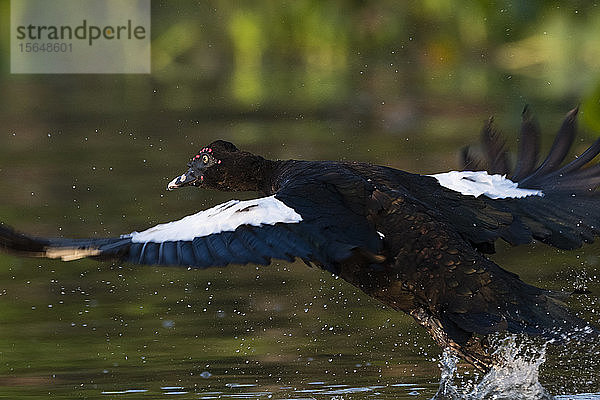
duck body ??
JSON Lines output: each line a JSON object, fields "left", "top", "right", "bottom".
{"left": 1, "top": 109, "right": 599, "bottom": 371}
{"left": 268, "top": 160, "right": 588, "bottom": 370}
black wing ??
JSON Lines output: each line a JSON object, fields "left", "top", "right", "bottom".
{"left": 416, "top": 108, "right": 600, "bottom": 252}
{"left": 0, "top": 170, "right": 383, "bottom": 273}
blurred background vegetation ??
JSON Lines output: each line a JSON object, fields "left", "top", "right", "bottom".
{"left": 1, "top": 1, "right": 600, "bottom": 398}
{"left": 1, "top": 0, "right": 600, "bottom": 130}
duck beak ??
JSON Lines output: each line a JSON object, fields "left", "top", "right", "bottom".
{"left": 167, "top": 169, "right": 201, "bottom": 190}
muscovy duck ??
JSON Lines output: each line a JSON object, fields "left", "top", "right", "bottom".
{"left": 1, "top": 108, "right": 599, "bottom": 371}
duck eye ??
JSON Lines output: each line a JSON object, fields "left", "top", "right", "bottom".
{"left": 202, "top": 155, "right": 210, "bottom": 164}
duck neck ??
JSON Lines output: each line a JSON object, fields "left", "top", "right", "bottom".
{"left": 227, "top": 155, "right": 281, "bottom": 194}
{"left": 251, "top": 157, "right": 280, "bottom": 195}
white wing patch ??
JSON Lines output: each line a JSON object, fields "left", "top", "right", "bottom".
{"left": 429, "top": 171, "right": 544, "bottom": 199}
{"left": 128, "top": 195, "right": 303, "bottom": 243}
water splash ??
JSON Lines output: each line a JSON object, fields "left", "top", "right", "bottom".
{"left": 433, "top": 336, "right": 553, "bottom": 400}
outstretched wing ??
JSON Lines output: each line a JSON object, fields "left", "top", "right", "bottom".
{"left": 423, "top": 108, "right": 600, "bottom": 252}
{"left": 0, "top": 175, "right": 383, "bottom": 273}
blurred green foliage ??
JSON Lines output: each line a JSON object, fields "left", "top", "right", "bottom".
{"left": 1, "top": 0, "right": 600, "bottom": 127}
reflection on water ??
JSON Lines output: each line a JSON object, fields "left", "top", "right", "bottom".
{"left": 96, "top": 379, "right": 600, "bottom": 400}
{"left": 100, "top": 381, "right": 438, "bottom": 399}
{"left": 97, "top": 338, "right": 600, "bottom": 400}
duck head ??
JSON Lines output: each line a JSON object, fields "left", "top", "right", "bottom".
{"left": 167, "top": 140, "right": 273, "bottom": 192}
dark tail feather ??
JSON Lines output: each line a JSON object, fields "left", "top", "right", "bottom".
{"left": 512, "top": 105, "right": 540, "bottom": 181}
{"left": 566, "top": 162, "right": 600, "bottom": 180}
{"left": 519, "top": 108, "right": 579, "bottom": 187}
{"left": 0, "top": 224, "right": 130, "bottom": 262}
{"left": 527, "top": 142, "right": 600, "bottom": 193}
{"left": 545, "top": 137, "right": 600, "bottom": 178}
{"left": 516, "top": 108, "right": 600, "bottom": 194}
{"left": 481, "top": 117, "right": 511, "bottom": 175}
{"left": 468, "top": 107, "right": 600, "bottom": 194}
{"left": 461, "top": 146, "right": 484, "bottom": 171}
